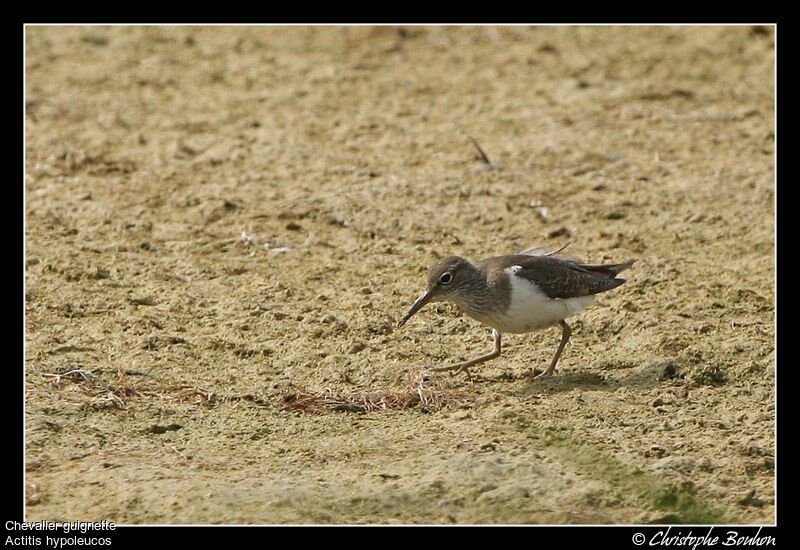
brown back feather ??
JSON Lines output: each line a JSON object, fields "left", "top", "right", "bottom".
{"left": 478, "top": 255, "right": 634, "bottom": 300}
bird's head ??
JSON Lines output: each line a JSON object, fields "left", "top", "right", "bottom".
{"left": 397, "top": 256, "right": 476, "bottom": 326}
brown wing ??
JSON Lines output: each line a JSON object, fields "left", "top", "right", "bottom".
{"left": 480, "top": 255, "right": 633, "bottom": 299}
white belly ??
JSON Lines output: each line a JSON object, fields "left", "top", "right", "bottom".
{"left": 478, "top": 269, "right": 595, "bottom": 334}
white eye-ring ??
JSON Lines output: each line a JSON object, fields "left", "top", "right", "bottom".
{"left": 439, "top": 272, "right": 452, "bottom": 284}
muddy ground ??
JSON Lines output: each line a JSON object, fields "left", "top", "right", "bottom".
{"left": 24, "top": 26, "right": 774, "bottom": 524}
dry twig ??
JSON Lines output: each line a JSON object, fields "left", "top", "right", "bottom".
{"left": 467, "top": 135, "right": 504, "bottom": 170}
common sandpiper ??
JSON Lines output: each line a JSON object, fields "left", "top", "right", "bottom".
{"left": 397, "top": 243, "right": 634, "bottom": 380}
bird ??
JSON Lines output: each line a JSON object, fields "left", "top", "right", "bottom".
{"left": 397, "top": 243, "right": 634, "bottom": 380}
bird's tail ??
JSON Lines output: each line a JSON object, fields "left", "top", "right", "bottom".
{"left": 579, "top": 260, "right": 636, "bottom": 278}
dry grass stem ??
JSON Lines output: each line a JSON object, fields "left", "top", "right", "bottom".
{"left": 279, "top": 381, "right": 489, "bottom": 414}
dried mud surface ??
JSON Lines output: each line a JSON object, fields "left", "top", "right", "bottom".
{"left": 25, "top": 26, "right": 774, "bottom": 524}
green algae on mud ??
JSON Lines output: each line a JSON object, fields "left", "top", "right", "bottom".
{"left": 539, "top": 432, "right": 726, "bottom": 524}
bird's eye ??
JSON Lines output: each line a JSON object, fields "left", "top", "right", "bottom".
{"left": 439, "top": 272, "right": 452, "bottom": 284}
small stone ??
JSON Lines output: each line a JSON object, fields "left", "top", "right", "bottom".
{"left": 146, "top": 424, "right": 181, "bottom": 435}
{"left": 698, "top": 458, "right": 714, "bottom": 472}
{"left": 648, "top": 445, "right": 667, "bottom": 458}
{"left": 130, "top": 295, "right": 156, "bottom": 306}
{"left": 572, "top": 165, "right": 597, "bottom": 176}
{"left": 738, "top": 489, "right": 765, "bottom": 508}
{"left": 348, "top": 341, "right": 367, "bottom": 353}
{"left": 651, "top": 456, "right": 696, "bottom": 474}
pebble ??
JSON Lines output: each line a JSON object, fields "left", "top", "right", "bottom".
{"left": 130, "top": 295, "right": 156, "bottom": 306}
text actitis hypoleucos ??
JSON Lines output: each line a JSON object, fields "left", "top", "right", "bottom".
{"left": 397, "top": 243, "right": 634, "bottom": 380}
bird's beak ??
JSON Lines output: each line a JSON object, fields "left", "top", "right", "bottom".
{"left": 398, "top": 290, "right": 433, "bottom": 327}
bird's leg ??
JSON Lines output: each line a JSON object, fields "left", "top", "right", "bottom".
{"left": 532, "top": 320, "right": 571, "bottom": 379}
{"left": 432, "top": 329, "right": 501, "bottom": 380}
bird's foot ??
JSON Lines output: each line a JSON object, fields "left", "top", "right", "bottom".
{"left": 529, "top": 369, "right": 556, "bottom": 381}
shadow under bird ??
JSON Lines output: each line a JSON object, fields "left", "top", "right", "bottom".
{"left": 397, "top": 243, "right": 634, "bottom": 380}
